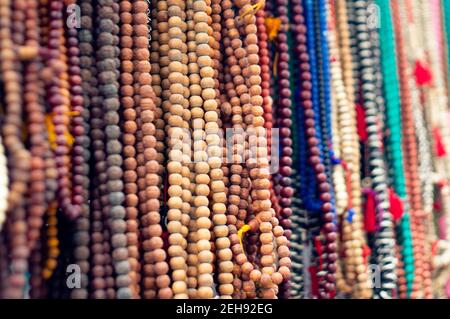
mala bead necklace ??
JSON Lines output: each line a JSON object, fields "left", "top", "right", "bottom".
{"left": 327, "top": 0, "right": 371, "bottom": 299}
{"left": 186, "top": 0, "right": 201, "bottom": 300}
{"left": 256, "top": 7, "right": 272, "bottom": 158}
{"left": 95, "top": 0, "right": 132, "bottom": 299}
{"left": 146, "top": 0, "right": 163, "bottom": 299}
{"left": 350, "top": 0, "right": 397, "bottom": 299}
{"left": 287, "top": 0, "right": 311, "bottom": 299}
{"left": 302, "top": 0, "right": 338, "bottom": 298}
{"left": 38, "top": 0, "right": 59, "bottom": 289}
{"left": 238, "top": 0, "right": 291, "bottom": 299}
{"left": 149, "top": 0, "right": 172, "bottom": 300}
{"left": 196, "top": 0, "right": 235, "bottom": 299}
{"left": 64, "top": 0, "right": 90, "bottom": 299}
{"left": 25, "top": 0, "right": 52, "bottom": 299}
{"left": 273, "top": 0, "right": 294, "bottom": 238}
{"left": 134, "top": 0, "right": 169, "bottom": 300}
{"left": 23, "top": 0, "right": 47, "bottom": 251}
{"left": 209, "top": 0, "right": 235, "bottom": 300}
{"left": 46, "top": 0, "right": 80, "bottom": 221}
{"left": 119, "top": 0, "right": 141, "bottom": 298}
{"left": 190, "top": 0, "right": 222, "bottom": 299}
{"left": 82, "top": 0, "right": 110, "bottom": 299}
{"left": 220, "top": 0, "right": 250, "bottom": 298}
{"left": 133, "top": 0, "right": 172, "bottom": 299}
{"left": 164, "top": 0, "right": 191, "bottom": 299}
{"left": 392, "top": 0, "right": 431, "bottom": 298}
{"left": 0, "top": 0, "right": 31, "bottom": 299}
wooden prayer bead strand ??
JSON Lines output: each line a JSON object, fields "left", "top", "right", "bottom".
{"left": 391, "top": 0, "right": 427, "bottom": 298}
{"left": 147, "top": 1, "right": 168, "bottom": 300}
{"left": 273, "top": 0, "right": 294, "bottom": 244}
{"left": 135, "top": 0, "right": 172, "bottom": 299}
{"left": 66, "top": 20, "right": 86, "bottom": 221}
{"left": 149, "top": 1, "right": 166, "bottom": 177}
{"left": 84, "top": 3, "right": 108, "bottom": 299}
{"left": 79, "top": 0, "right": 109, "bottom": 299}
{"left": 146, "top": 0, "right": 167, "bottom": 299}
{"left": 119, "top": 0, "right": 140, "bottom": 298}
{"left": 0, "top": 0, "right": 31, "bottom": 227}
{"left": 193, "top": 0, "right": 224, "bottom": 299}
{"left": 95, "top": 0, "right": 132, "bottom": 299}
{"left": 184, "top": 0, "right": 200, "bottom": 300}
{"left": 165, "top": 0, "right": 191, "bottom": 299}
{"left": 256, "top": 8, "right": 272, "bottom": 157}
{"left": 208, "top": 0, "right": 234, "bottom": 299}
{"left": 327, "top": 0, "right": 371, "bottom": 299}
{"left": 46, "top": 0, "right": 80, "bottom": 221}
{"left": 63, "top": 2, "right": 91, "bottom": 298}
{"left": 39, "top": 0, "right": 57, "bottom": 207}
{"left": 187, "top": 0, "right": 213, "bottom": 299}
{"left": 11, "top": 0, "right": 25, "bottom": 46}
{"left": 25, "top": 0, "right": 50, "bottom": 298}
{"left": 23, "top": 0, "right": 46, "bottom": 252}
{"left": 219, "top": 0, "right": 249, "bottom": 298}
{"left": 237, "top": 0, "right": 290, "bottom": 299}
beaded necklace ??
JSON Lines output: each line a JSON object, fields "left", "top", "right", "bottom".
{"left": 84, "top": 0, "right": 109, "bottom": 298}
{"left": 163, "top": 0, "right": 191, "bottom": 299}
{"left": 149, "top": 0, "right": 169, "bottom": 299}
{"left": 23, "top": 0, "right": 46, "bottom": 256}
{"left": 288, "top": 0, "right": 336, "bottom": 299}
{"left": 349, "top": 0, "right": 397, "bottom": 299}
{"left": 120, "top": 0, "right": 140, "bottom": 298}
{"left": 273, "top": 0, "right": 294, "bottom": 238}
{"left": 65, "top": 0, "right": 90, "bottom": 299}
{"left": 95, "top": 0, "right": 131, "bottom": 299}
{"left": 392, "top": 0, "right": 431, "bottom": 298}
{"left": 328, "top": 0, "right": 372, "bottom": 299}
{"left": 220, "top": 0, "right": 250, "bottom": 298}
{"left": 209, "top": 0, "right": 234, "bottom": 300}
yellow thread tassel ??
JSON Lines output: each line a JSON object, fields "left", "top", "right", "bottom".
{"left": 45, "top": 114, "right": 57, "bottom": 150}
{"left": 237, "top": 224, "right": 252, "bottom": 253}
{"left": 265, "top": 17, "right": 282, "bottom": 41}
{"left": 45, "top": 112, "right": 79, "bottom": 150}
{"left": 239, "top": 0, "right": 265, "bottom": 20}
